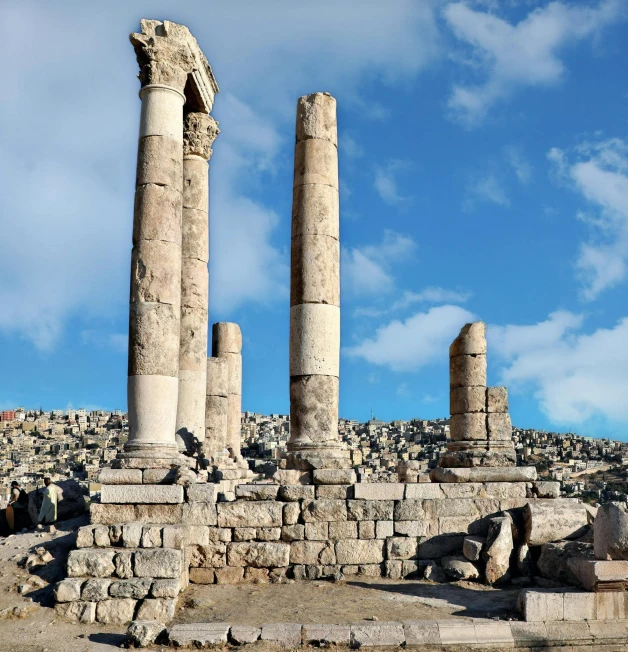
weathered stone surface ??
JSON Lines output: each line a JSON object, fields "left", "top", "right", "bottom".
{"left": 109, "top": 578, "right": 152, "bottom": 599}
{"left": 290, "top": 541, "right": 336, "bottom": 565}
{"left": 128, "top": 621, "right": 166, "bottom": 648}
{"left": 187, "top": 484, "right": 216, "bottom": 503}
{"left": 279, "top": 484, "right": 315, "bottom": 501}
{"left": 54, "top": 578, "right": 84, "bottom": 603}
{"left": 595, "top": 502, "right": 628, "bottom": 560}
{"left": 134, "top": 549, "right": 182, "bottom": 578}
{"left": 96, "top": 598, "right": 137, "bottom": 625}
{"left": 235, "top": 484, "right": 279, "bottom": 501}
{"left": 170, "top": 623, "right": 230, "bottom": 647}
{"left": 463, "top": 536, "right": 484, "bottom": 562}
{"left": 55, "top": 600, "right": 96, "bottom": 624}
{"left": 98, "top": 468, "right": 143, "bottom": 485}
{"left": 450, "top": 386, "right": 486, "bottom": 415}
{"left": 487, "top": 413, "right": 512, "bottom": 441}
{"left": 524, "top": 500, "right": 589, "bottom": 546}
{"left": 230, "top": 625, "right": 261, "bottom": 644}
{"left": 261, "top": 623, "right": 303, "bottom": 648}
{"left": 484, "top": 517, "right": 513, "bottom": 585}
{"left": 386, "top": 537, "right": 419, "bottom": 560}
{"left": 189, "top": 543, "right": 226, "bottom": 568}
{"left": 82, "top": 578, "right": 111, "bottom": 601}
{"left": 302, "top": 499, "right": 347, "bottom": 522}
{"left": 351, "top": 622, "right": 405, "bottom": 647}
{"left": 450, "top": 322, "right": 487, "bottom": 357}
{"left": 442, "top": 555, "right": 479, "bottom": 580}
{"left": 136, "top": 598, "right": 176, "bottom": 622}
{"left": 348, "top": 500, "right": 394, "bottom": 521}
{"left": 486, "top": 386, "right": 508, "bottom": 413}
{"left": 449, "top": 413, "right": 487, "bottom": 441}
{"left": 217, "top": 501, "right": 282, "bottom": 527}
{"left": 227, "top": 542, "right": 290, "bottom": 568}
{"left": 67, "top": 549, "right": 116, "bottom": 578}
{"left": 336, "top": 539, "right": 384, "bottom": 565}
{"left": 450, "top": 354, "right": 487, "bottom": 389}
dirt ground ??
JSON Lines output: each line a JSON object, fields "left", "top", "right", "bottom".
{"left": 0, "top": 517, "right": 520, "bottom": 652}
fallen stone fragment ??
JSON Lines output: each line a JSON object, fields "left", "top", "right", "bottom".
{"left": 127, "top": 620, "right": 166, "bottom": 648}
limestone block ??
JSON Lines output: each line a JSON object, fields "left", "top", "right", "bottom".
{"left": 450, "top": 322, "right": 487, "bottom": 357}
{"left": 290, "top": 234, "right": 340, "bottom": 307}
{"left": 206, "top": 356, "right": 228, "bottom": 397}
{"left": 296, "top": 92, "right": 337, "bottom": 145}
{"left": 316, "top": 484, "right": 353, "bottom": 499}
{"left": 67, "top": 549, "right": 116, "bottom": 578}
{"left": 376, "top": 521, "right": 394, "bottom": 539}
{"left": 347, "top": 500, "right": 394, "bottom": 521}
{"left": 449, "top": 354, "right": 487, "bottom": 389}
{"left": 329, "top": 521, "right": 358, "bottom": 540}
{"left": 128, "top": 302, "right": 180, "bottom": 377}
{"left": 109, "top": 578, "right": 152, "bottom": 599}
{"left": 189, "top": 543, "right": 226, "bottom": 568}
{"left": 136, "top": 598, "right": 176, "bottom": 622}
{"left": 189, "top": 568, "right": 215, "bottom": 584}
{"left": 442, "top": 555, "right": 479, "bottom": 580}
{"left": 449, "top": 413, "right": 488, "bottom": 441}
{"left": 524, "top": 500, "right": 589, "bottom": 546}
{"left": 215, "top": 567, "right": 244, "bottom": 584}
{"left": 303, "top": 624, "right": 350, "bottom": 646}
{"left": 187, "top": 484, "right": 215, "bottom": 503}
{"left": 75, "top": 525, "right": 94, "bottom": 548}
{"left": 487, "top": 413, "right": 512, "bottom": 441}
{"left": 182, "top": 502, "right": 218, "bottom": 526}
{"left": 336, "top": 539, "right": 385, "bottom": 565}
{"left": 302, "top": 499, "right": 347, "bottom": 522}
{"left": 595, "top": 502, "right": 628, "bottom": 560}
{"left": 463, "top": 536, "right": 484, "bottom": 562}
{"left": 291, "top": 184, "right": 339, "bottom": 239}
{"left": 305, "top": 522, "right": 329, "bottom": 540}
{"left": 281, "top": 525, "right": 305, "bottom": 542}
{"left": 257, "top": 527, "right": 281, "bottom": 541}
{"left": 136, "top": 135, "right": 183, "bottom": 188}
{"left": 533, "top": 481, "right": 560, "bottom": 498}
{"left": 279, "top": 485, "right": 315, "bottom": 501}
{"left": 282, "top": 502, "right": 301, "bottom": 526}
{"left": 520, "top": 590, "right": 564, "bottom": 622}
{"left": 151, "top": 578, "right": 181, "bottom": 598}
{"left": 96, "top": 598, "right": 137, "bottom": 625}
{"left": 227, "top": 542, "right": 290, "bottom": 568}
{"left": 212, "top": 322, "right": 242, "bottom": 355}
{"left": 134, "top": 549, "right": 182, "bottom": 578}
{"left": 98, "top": 468, "right": 143, "bottom": 485}
{"left": 450, "top": 386, "right": 486, "bottom": 415}
{"left": 386, "top": 537, "right": 420, "bottom": 560}
{"left": 486, "top": 386, "right": 509, "bottom": 413}
{"left": 55, "top": 601, "right": 96, "bottom": 624}
{"left": 230, "top": 625, "right": 262, "bottom": 645}
{"left": 54, "top": 578, "right": 84, "bottom": 603}
{"left": 170, "top": 623, "right": 230, "bottom": 647}
{"left": 130, "top": 240, "right": 182, "bottom": 306}
{"left": 483, "top": 517, "right": 513, "bottom": 585}
{"left": 403, "top": 622, "right": 441, "bottom": 647}
{"left": 235, "top": 484, "right": 279, "bottom": 501}
{"left": 313, "top": 469, "right": 355, "bottom": 485}
{"left": 353, "top": 483, "right": 404, "bottom": 500}
{"left": 289, "top": 303, "right": 340, "bottom": 376}
{"left": 289, "top": 375, "right": 338, "bottom": 443}
{"left": 350, "top": 622, "right": 405, "bottom": 648}
{"left": 290, "top": 541, "right": 336, "bottom": 565}
{"left": 261, "top": 623, "right": 303, "bottom": 648}
{"left": 217, "top": 501, "right": 282, "bottom": 528}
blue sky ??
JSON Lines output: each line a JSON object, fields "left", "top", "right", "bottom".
{"left": 1, "top": 1, "right": 628, "bottom": 439}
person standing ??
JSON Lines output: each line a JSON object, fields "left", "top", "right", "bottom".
{"left": 37, "top": 477, "right": 58, "bottom": 525}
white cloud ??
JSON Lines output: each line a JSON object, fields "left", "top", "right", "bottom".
{"left": 548, "top": 138, "right": 628, "bottom": 300}
{"left": 490, "top": 311, "right": 628, "bottom": 425}
{"left": 342, "top": 230, "right": 416, "bottom": 297}
{"left": 444, "top": 0, "right": 624, "bottom": 125}
{"left": 344, "top": 305, "right": 475, "bottom": 372}
{"left": 374, "top": 160, "right": 412, "bottom": 206}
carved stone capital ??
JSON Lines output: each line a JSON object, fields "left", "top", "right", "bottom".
{"left": 184, "top": 113, "right": 220, "bottom": 159}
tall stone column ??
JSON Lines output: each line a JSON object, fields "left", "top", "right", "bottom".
{"left": 175, "top": 112, "right": 219, "bottom": 449}
{"left": 287, "top": 92, "right": 348, "bottom": 469}
{"left": 212, "top": 323, "right": 243, "bottom": 459}
{"left": 203, "top": 356, "right": 229, "bottom": 457}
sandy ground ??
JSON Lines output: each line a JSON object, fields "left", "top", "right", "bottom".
{"left": 0, "top": 517, "right": 520, "bottom": 652}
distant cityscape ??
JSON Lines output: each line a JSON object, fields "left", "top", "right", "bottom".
{"left": 2, "top": 406, "right": 628, "bottom": 507}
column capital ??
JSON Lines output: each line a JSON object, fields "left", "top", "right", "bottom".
{"left": 184, "top": 112, "right": 220, "bottom": 160}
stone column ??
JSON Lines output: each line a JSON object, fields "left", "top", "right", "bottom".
{"left": 124, "top": 29, "right": 189, "bottom": 461}
{"left": 203, "top": 356, "right": 229, "bottom": 458}
{"left": 287, "top": 92, "right": 348, "bottom": 469}
{"left": 175, "top": 112, "right": 219, "bottom": 450}
{"left": 212, "top": 323, "right": 242, "bottom": 459}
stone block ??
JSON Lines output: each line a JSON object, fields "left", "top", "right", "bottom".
{"left": 449, "top": 413, "right": 487, "bottom": 441}
{"left": 134, "top": 549, "right": 182, "bottom": 578}
{"left": 54, "top": 578, "right": 84, "bottom": 603}
{"left": 351, "top": 622, "right": 404, "bottom": 647}
{"left": 136, "top": 598, "right": 176, "bottom": 622}
{"left": 376, "top": 521, "right": 394, "bottom": 539}
{"left": 96, "top": 598, "right": 137, "bottom": 625}
{"left": 305, "top": 522, "right": 329, "bottom": 540}
{"left": 359, "top": 521, "right": 375, "bottom": 539}
{"left": 450, "top": 354, "right": 487, "bottom": 389}
{"left": 109, "top": 578, "right": 152, "bottom": 599}
{"left": 227, "top": 542, "right": 290, "bottom": 567}
{"left": 182, "top": 502, "right": 218, "bottom": 525}
{"left": 189, "top": 543, "right": 226, "bottom": 568}
{"left": 403, "top": 621, "right": 440, "bottom": 646}
{"left": 563, "top": 592, "right": 596, "bottom": 621}
{"left": 316, "top": 484, "right": 353, "bottom": 499}
{"left": 235, "top": 484, "right": 279, "bottom": 501}
{"left": 169, "top": 623, "right": 230, "bottom": 647}
{"left": 114, "top": 551, "right": 134, "bottom": 579}
{"left": 81, "top": 578, "right": 111, "bottom": 601}
{"left": 302, "top": 499, "right": 347, "bottom": 522}
{"left": 55, "top": 600, "right": 96, "bottom": 624}
{"left": 67, "top": 549, "right": 116, "bottom": 578}
{"left": 487, "top": 413, "right": 512, "bottom": 441}
{"left": 98, "top": 468, "right": 143, "bottom": 485}
{"left": 261, "top": 623, "right": 303, "bottom": 647}
{"left": 217, "top": 501, "right": 282, "bottom": 527}
{"left": 520, "top": 590, "right": 564, "bottom": 622}
{"left": 151, "top": 578, "right": 181, "bottom": 598}
{"left": 347, "top": 500, "right": 394, "bottom": 521}
{"left": 230, "top": 626, "right": 261, "bottom": 645}
{"left": 282, "top": 502, "right": 300, "bottom": 525}
{"left": 450, "top": 386, "right": 486, "bottom": 415}
{"left": 353, "top": 483, "right": 404, "bottom": 500}
{"left": 290, "top": 541, "right": 336, "bottom": 565}
{"left": 336, "top": 539, "right": 384, "bottom": 565}
{"left": 303, "top": 624, "right": 351, "bottom": 646}
{"left": 189, "top": 568, "right": 215, "bottom": 584}
{"left": 313, "top": 469, "right": 356, "bottom": 485}
{"left": 405, "top": 483, "right": 444, "bottom": 500}
{"left": 486, "top": 386, "right": 508, "bottom": 413}
{"left": 186, "top": 484, "right": 216, "bottom": 503}
{"left": 329, "top": 521, "right": 358, "bottom": 539}
{"left": 279, "top": 484, "right": 315, "bottom": 501}
{"left": 386, "top": 537, "right": 420, "bottom": 560}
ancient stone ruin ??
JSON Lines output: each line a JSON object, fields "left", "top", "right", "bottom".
{"left": 51, "top": 18, "right": 628, "bottom": 645}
